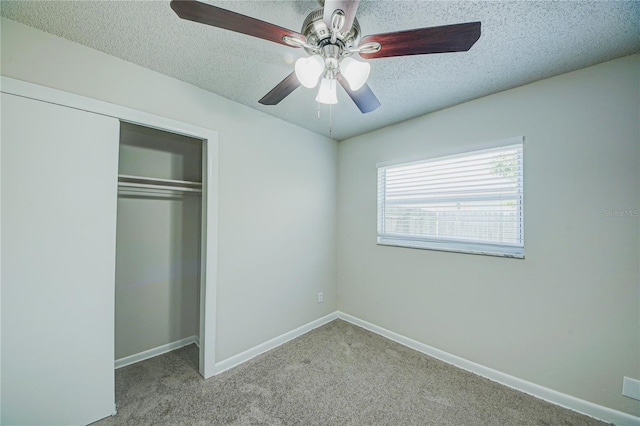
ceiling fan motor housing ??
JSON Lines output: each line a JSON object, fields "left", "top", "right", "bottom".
{"left": 301, "top": 8, "right": 361, "bottom": 56}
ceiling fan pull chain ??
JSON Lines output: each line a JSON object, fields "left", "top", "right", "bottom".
{"left": 329, "top": 102, "right": 333, "bottom": 139}
{"left": 316, "top": 102, "right": 333, "bottom": 138}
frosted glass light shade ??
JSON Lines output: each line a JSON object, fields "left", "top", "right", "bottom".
{"left": 340, "top": 57, "right": 370, "bottom": 91}
{"left": 315, "top": 78, "right": 338, "bottom": 104}
{"left": 294, "top": 55, "right": 325, "bottom": 88}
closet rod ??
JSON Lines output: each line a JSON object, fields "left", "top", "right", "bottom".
{"left": 118, "top": 182, "right": 202, "bottom": 193}
{"left": 118, "top": 174, "right": 202, "bottom": 188}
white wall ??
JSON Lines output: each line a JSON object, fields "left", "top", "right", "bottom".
{"left": 0, "top": 18, "right": 338, "bottom": 363}
{"left": 338, "top": 54, "right": 640, "bottom": 416}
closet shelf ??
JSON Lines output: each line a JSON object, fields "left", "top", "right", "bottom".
{"left": 118, "top": 174, "right": 202, "bottom": 193}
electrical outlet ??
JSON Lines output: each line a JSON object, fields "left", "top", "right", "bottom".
{"left": 622, "top": 377, "right": 640, "bottom": 401}
{"left": 317, "top": 292, "right": 323, "bottom": 303}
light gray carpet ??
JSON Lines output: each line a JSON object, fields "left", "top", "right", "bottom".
{"left": 93, "top": 319, "right": 608, "bottom": 425}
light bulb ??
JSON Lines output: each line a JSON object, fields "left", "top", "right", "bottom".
{"left": 339, "top": 57, "right": 370, "bottom": 91}
{"left": 294, "top": 55, "right": 325, "bottom": 88}
{"left": 315, "top": 78, "right": 338, "bottom": 105}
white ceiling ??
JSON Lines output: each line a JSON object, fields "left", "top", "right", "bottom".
{"left": 2, "top": 0, "right": 639, "bottom": 141}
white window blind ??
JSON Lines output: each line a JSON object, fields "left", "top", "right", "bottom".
{"left": 377, "top": 139, "right": 524, "bottom": 258}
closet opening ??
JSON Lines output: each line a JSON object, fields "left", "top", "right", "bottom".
{"left": 114, "top": 122, "right": 207, "bottom": 377}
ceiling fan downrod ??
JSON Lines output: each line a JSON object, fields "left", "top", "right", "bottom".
{"left": 330, "top": 10, "right": 346, "bottom": 43}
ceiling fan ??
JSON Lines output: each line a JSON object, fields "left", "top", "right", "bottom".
{"left": 170, "top": 0, "right": 481, "bottom": 114}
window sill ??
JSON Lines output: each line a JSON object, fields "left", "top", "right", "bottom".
{"left": 377, "top": 237, "right": 525, "bottom": 259}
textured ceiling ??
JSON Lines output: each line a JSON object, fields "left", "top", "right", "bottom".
{"left": 1, "top": 0, "right": 639, "bottom": 141}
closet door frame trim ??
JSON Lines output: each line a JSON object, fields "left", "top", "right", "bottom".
{"left": 1, "top": 76, "right": 219, "bottom": 379}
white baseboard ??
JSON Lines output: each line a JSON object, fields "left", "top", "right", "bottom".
{"left": 213, "top": 312, "right": 338, "bottom": 375}
{"left": 114, "top": 335, "right": 198, "bottom": 369}
{"left": 337, "top": 312, "right": 640, "bottom": 426}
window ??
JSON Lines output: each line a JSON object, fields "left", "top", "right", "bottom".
{"left": 377, "top": 138, "right": 524, "bottom": 258}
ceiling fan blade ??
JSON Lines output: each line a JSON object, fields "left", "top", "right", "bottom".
{"left": 337, "top": 74, "right": 380, "bottom": 114}
{"left": 359, "top": 22, "right": 481, "bottom": 59}
{"left": 170, "top": 0, "right": 307, "bottom": 47}
{"left": 323, "top": 0, "right": 360, "bottom": 33}
{"left": 259, "top": 72, "right": 301, "bottom": 105}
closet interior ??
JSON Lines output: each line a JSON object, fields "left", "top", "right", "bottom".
{"left": 115, "top": 122, "right": 204, "bottom": 369}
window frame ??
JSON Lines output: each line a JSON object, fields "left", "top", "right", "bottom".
{"left": 376, "top": 137, "right": 525, "bottom": 259}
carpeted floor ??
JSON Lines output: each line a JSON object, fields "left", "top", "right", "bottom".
{"left": 93, "top": 319, "right": 608, "bottom": 425}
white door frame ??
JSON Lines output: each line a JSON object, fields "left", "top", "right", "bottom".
{"left": 0, "top": 76, "right": 219, "bottom": 379}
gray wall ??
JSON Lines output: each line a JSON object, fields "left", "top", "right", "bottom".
{"left": 1, "top": 18, "right": 338, "bottom": 363}
{"left": 337, "top": 54, "right": 640, "bottom": 416}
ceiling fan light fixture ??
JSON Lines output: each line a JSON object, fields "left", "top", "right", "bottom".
{"left": 294, "top": 55, "right": 325, "bottom": 88}
{"left": 169, "top": 0, "right": 481, "bottom": 114}
{"left": 315, "top": 78, "right": 338, "bottom": 104}
{"left": 340, "top": 57, "right": 370, "bottom": 91}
